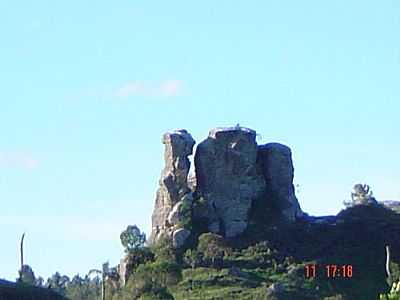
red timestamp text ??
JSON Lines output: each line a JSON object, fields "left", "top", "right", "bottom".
{"left": 304, "top": 264, "right": 353, "bottom": 278}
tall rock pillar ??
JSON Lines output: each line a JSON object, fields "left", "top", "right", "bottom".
{"left": 257, "top": 143, "right": 303, "bottom": 221}
{"left": 149, "top": 129, "right": 195, "bottom": 245}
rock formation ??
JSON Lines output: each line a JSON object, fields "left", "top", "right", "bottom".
{"left": 149, "top": 129, "right": 195, "bottom": 245}
{"left": 118, "top": 256, "right": 129, "bottom": 286}
{"left": 381, "top": 200, "right": 400, "bottom": 213}
{"left": 194, "top": 127, "right": 266, "bottom": 237}
{"left": 257, "top": 143, "right": 303, "bottom": 221}
{"left": 149, "top": 126, "right": 303, "bottom": 245}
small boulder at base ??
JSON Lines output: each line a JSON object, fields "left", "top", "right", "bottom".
{"left": 172, "top": 228, "right": 191, "bottom": 248}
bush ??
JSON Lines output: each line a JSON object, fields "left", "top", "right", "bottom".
{"left": 139, "top": 287, "right": 174, "bottom": 300}
{"left": 198, "top": 233, "right": 226, "bottom": 268}
{"left": 177, "top": 196, "right": 193, "bottom": 231}
{"left": 151, "top": 236, "right": 176, "bottom": 262}
{"left": 126, "top": 247, "right": 155, "bottom": 270}
{"left": 123, "top": 261, "right": 181, "bottom": 299}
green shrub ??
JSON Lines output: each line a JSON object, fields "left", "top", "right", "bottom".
{"left": 126, "top": 247, "right": 155, "bottom": 270}
{"left": 198, "top": 233, "right": 226, "bottom": 267}
{"left": 151, "top": 236, "right": 177, "bottom": 262}
{"left": 123, "top": 260, "right": 181, "bottom": 299}
{"left": 177, "top": 197, "right": 193, "bottom": 230}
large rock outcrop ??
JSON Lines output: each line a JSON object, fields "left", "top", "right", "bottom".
{"left": 149, "top": 129, "right": 195, "bottom": 244}
{"left": 194, "top": 127, "right": 266, "bottom": 237}
{"left": 149, "top": 126, "right": 303, "bottom": 243}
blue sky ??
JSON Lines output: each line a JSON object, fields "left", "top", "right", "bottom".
{"left": 1, "top": 0, "right": 399, "bottom": 281}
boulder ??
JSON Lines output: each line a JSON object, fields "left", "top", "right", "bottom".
{"left": 167, "top": 201, "right": 183, "bottom": 226}
{"left": 265, "top": 282, "right": 286, "bottom": 299}
{"left": 149, "top": 129, "right": 195, "bottom": 244}
{"left": 194, "top": 127, "right": 266, "bottom": 237}
{"left": 257, "top": 143, "right": 303, "bottom": 221}
{"left": 172, "top": 228, "right": 191, "bottom": 248}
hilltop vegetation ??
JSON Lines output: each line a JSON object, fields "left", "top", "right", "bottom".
{"left": 5, "top": 200, "right": 400, "bottom": 300}
{"left": 3, "top": 128, "right": 400, "bottom": 299}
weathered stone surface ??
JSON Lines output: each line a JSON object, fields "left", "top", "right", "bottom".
{"left": 150, "top": 126, "right": 303, "bottom": 242}
{"left": 149, "top": 129, "right": 195, "bottom": 244}
{"left": 187, "top": 172, "right": 197, "bottom": 191}
{"left": 118, "top": 255, "right": 130, "bottom": 286}
{"left": 167, "top": 201, "right": 183, "bottom": 226}
{"left": 194, "top": 127, "right": 266, "bottom": 238}
{"left": 172, "top": 228, "right": 191, "bottom": 248}
{"left": 257, "top": 143, "right": 303, "bottom": 221}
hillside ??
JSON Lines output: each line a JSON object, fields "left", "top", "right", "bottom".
{"left": 5, "top": 127, "right": 400, "bottom": 300}
{"left": 106, "top": 127, "right": 400, "bottom": 300}
{"left": 0, "top": 282, "right": 67, "bottom": 300}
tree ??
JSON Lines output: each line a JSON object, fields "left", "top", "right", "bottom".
{"left": 88, "top": 262, "right": 113, "bottom": 300}
{"left": 343, "top": 183, "right": 378, "bottom": 207}
{"left": 120, "top": 225, "right": 146, "bottom": 253}
{"left": 64, "top": 273, "right": 102, "bottom": 300}
{"left": 18, "top": 264, "right": 36, "bottom": 285}
{"left": 127, "top": 260, "right": 181, "bottom": 298}
{"left": 123, "top": 247, "right": 155, "bottom": 279}
{"left": 35, "top": 276, "right": 45, "bottom": 287}
{"left": 46, "top": 272, "right": 70, "bottom": 295}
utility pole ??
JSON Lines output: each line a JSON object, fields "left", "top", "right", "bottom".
{"left": 102, "top": 272, "right": 106, "bottom": 300}
{"left": 19, "top": 232, "right": 25, "bottom": 282}
{"left": 386, "top": 245, "right": 392, "bottom": 286}
{"left": 89, "top": 262, "right": 109, "bottom": 300}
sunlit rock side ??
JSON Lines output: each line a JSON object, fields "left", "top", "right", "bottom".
{"left": 149, "top": 126, "right": 304, "bottom": 244}
{"left": 149, "top": 129, "right": 195, "bottom": 245}
{"left": 194, "top": 127, "right": 266, "bottom": 238}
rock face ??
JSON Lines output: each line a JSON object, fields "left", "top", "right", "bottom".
{"left": 257, "top": 143, "right": 303, "bottom": 221}
{"left": 118, "top": 256, "right": 129, "bottom": 286}
{"left": 149, "top": 129, "right": 195, "bottom": 244}
{"left": 194, "top": 127, "right": 266, "bottom": 237}
{"left": 172, "top": 228, "right": 191, "bottom": 248}
{"left": 381, "top": 200, "right": 400, "bottom": 214}
{"left": 149, "top": 126, "right": 303, "bottom": 243}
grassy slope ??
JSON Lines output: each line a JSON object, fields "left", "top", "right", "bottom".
{"left": 168, "top": 204, "right": 400, "bottom": 300}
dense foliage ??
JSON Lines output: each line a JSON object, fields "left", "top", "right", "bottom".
{"left": 120, "top": 225, "right": 146, "bottom": 253}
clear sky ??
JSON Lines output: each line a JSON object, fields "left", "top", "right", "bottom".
{"left": 1, "top": 0, "right": 399, "bottom": 281}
